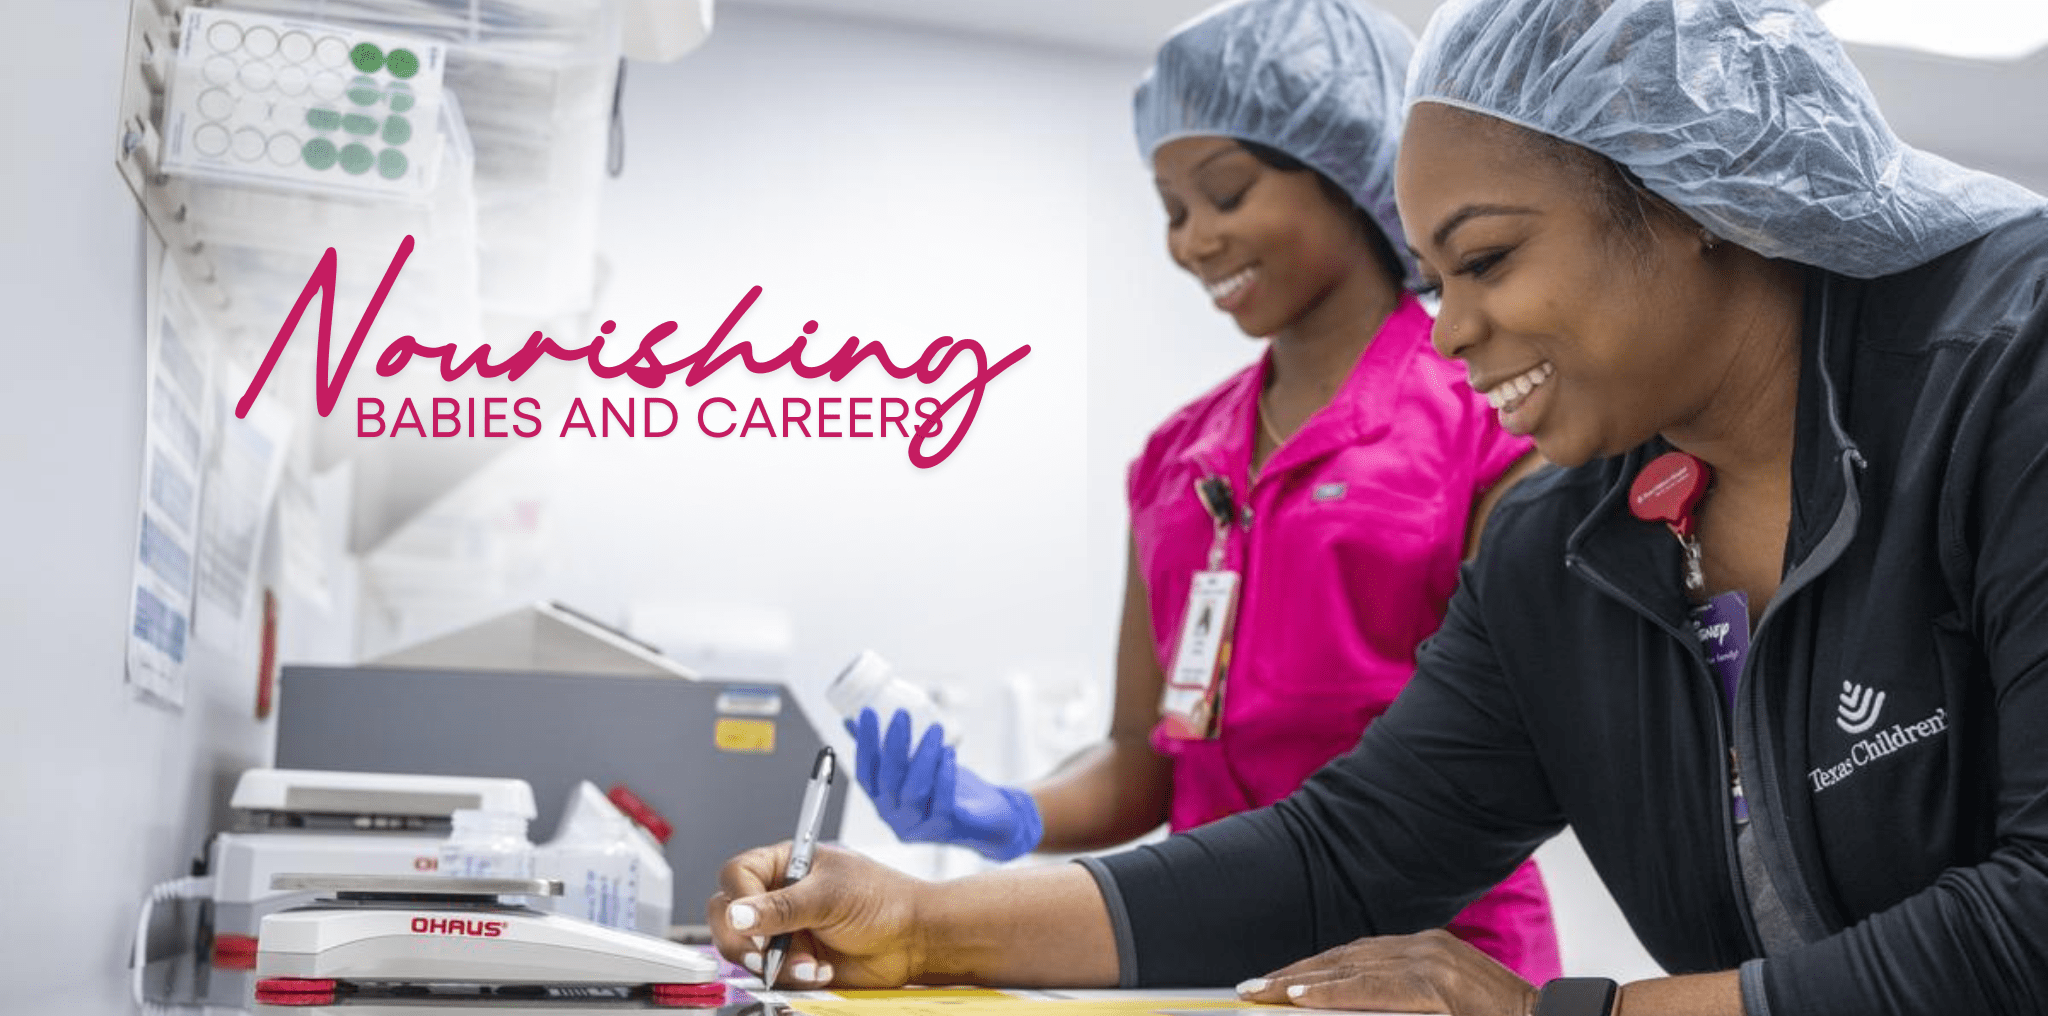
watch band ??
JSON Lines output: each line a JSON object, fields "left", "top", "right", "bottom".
{"left": 1532, "top": 977, "right": 1619, "bottom": 1016}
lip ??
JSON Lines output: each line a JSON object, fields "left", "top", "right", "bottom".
{"left": 1496, "top": 371, "right": 1552, "bottom": 437}
{"left": 1200, "top": 265, "right": 1255, "bottom": 288}
{"left": 1203, "top": 265, "right": 1257, "bottom": 313}
{"left": 1473, "top": 360, "right": 1557, "bottom": 437}
{"left": 1470, "top": 363, "right": 1549, "bottom": 395}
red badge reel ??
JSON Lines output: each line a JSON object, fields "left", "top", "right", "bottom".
{"left": 1629, "top": 451, "right": 1712, "bottom": 595}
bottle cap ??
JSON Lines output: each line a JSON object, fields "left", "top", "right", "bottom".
{"left": 825, "top": 650, "right": 893, "bottom": 717}
{"left": 607, "top": 784, "right": 674, "bottom": 845}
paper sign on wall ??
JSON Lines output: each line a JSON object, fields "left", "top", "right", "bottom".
{"left": 126, "top": 244, "right": 210, "bottom": 707}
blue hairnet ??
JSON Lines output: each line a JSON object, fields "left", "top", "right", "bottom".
{"left": 1407, "top": 0, "right": 2043, "bottom": 279}
{"left": 1134, "top": 0, "right": 1420, "bottom": 287}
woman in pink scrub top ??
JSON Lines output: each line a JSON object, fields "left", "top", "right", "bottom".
{"left": 847, "top": 0, "right": 1559, "bottom": 982}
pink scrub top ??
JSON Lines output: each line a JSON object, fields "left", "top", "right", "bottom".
{"left": 1128, "top": 294, "right": 1560, "bottom": 982}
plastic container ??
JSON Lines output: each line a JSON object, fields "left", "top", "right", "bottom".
{"left": 606, "top": 784, "right": 676, "bottom": 937}
{"left": 825, "top": 650, "right": 957, "bottom": 746}
{"left": 534, "top": 782, "right": 671, "bottom": 936}
{"left": 438, "top": 809, "right": 533, "bottom": 878}
{"left": 543, "top": 815, "right": 636, "bottom": 931}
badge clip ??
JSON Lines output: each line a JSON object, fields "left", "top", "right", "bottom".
{"left": 1629, "top": 450, "right": 1713, "bottom": 596}
{"left": 1193, "top": 476, "right": 1236, "bottom": 572}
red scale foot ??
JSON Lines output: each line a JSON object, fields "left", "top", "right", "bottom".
{"left": 651, "top": 981, "right": 728, "bottom": 1007}
{"left": 253, "top": 989, "right": 337, "bottom": 1006}
{"left": 254, "top": 978, "right": 339, "bottom": 1007}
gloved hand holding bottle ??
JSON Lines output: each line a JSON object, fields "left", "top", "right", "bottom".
{"left": 845, "top": 707, "right": 1043, "bottom": 862}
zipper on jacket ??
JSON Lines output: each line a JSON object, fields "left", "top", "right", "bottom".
{"left": 1565, "top": 554, "right": 1767, "bottom": 958}
{"left": 1729, "top": 748, "right": 1747, "bottom": 824}
{"left": 1720, "top": 447, "right": 1867, "bottom": 946}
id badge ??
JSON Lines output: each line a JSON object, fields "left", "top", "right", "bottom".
{"left": 1160, "top": 569, "right": 1240, "bottom": 740}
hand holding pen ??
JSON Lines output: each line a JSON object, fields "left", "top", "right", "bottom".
{"left": 760, "top": 747, "right": 836, "bottom": 990}
{"left": 710, "top": 744, "right": 941, "bottom": 990}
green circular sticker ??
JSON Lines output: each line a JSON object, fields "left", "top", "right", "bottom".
{"left": 387, "top": 84, "right": 415, "bottom": 113}
{"left": 385, "top": 48, "right": 419, "bottom": 79}
{"left": 342, "top": 113, "right": 378, "bottom": 136}
{"left": 381, "top": 115, "right": 411, "bottom": 145}
{"left": 347, "top": 76, "right": 380, "bottom": 107}
{"left": 378, "top": 148, "right": 409, "bottom": 179}
{"left": 349, "top": 42, "right": 383, "bottom": 73}
{"left": 305, "top": 107, "right": 341, "bottom": 132}
{"left": 302, "top": 138, "right": 338, "bottom": 170}
{"left": 339, "top": 142, "right": 374, "bottom": 175}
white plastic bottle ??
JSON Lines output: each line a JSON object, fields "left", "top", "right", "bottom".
{"left": 825, "top": 649, "right": 958, "bottom": 746}
{"left": 438, "top": 809, "right": 534, "bottom": 878}
{"left": 534, "top": 782, "right": 672, "bottom": 936}
{"left": 561, "top": 815, "right": 638, "bottom": 931}
{"left": 604, "top": 785, "right": 676, "bottom": 937}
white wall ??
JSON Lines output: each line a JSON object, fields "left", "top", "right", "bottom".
{"left": 570, "top": 6, "right": 1252, "bottom": 717}
{"left": 0, "top": 3, "right": 279, "bottom": 1000}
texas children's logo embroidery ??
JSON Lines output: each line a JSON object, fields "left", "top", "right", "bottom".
{"left": 233, "top": 237, "right": 1032, "bottom": 468}
{"left": 1808, "top": 703, "right": 1947, "bottom": 795}
{"left": 1836, "top": 680, "right": 1887, "bottom": 734}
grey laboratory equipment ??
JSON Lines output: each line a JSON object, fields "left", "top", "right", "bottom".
{"left": 273, "top": 602, "right": 846, "bottom": 935}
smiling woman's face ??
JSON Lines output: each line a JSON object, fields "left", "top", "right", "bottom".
{"left": 1153, "top": 136, "right": 1384, "bottom": 338}
{"left": 1395, "top": 103, "right": 1739, "bottom": 468}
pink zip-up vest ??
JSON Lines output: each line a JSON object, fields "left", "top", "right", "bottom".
{"left": 1128, "top": 294, "right": 1560, "bottom": 982}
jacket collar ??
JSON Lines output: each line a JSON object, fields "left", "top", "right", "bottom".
{"left": 1566, "top": 269, "right": 1868, "bottom": 630}
{"left": 1170, "top": 294, "right": 1424, "bottom": 491}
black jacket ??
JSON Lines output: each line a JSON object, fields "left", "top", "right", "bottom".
{"left": 1087, "top": 211, "right": 2048, "bottom": 1016}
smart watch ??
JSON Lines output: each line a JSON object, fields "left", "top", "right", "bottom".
{"left": 1531, "top": 977, "right": 1619, "bottom": 1016}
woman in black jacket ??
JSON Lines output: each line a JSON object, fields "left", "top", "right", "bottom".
{"left": 703, "top": 2, "right": 2048, "bottom": 1014}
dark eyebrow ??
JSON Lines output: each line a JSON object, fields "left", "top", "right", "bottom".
{"left": 1429, "top": 203, "right": 1539, "bottom": 251}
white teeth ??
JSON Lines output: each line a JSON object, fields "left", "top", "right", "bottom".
{"left": 1206, "top": 267, "right": 1254, "bottom": 301}
{"left": 1485, "top": 362, "right": 1553, "bottom": 411}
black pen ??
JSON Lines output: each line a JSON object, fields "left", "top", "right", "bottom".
{"left": 761, "top": 747, "right": 835, "bottom": 991}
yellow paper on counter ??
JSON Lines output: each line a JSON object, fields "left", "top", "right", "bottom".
{"left": 791, "top": 999, "right": 1285, "bottom": 1016}
{"left": 829, "top": 989, "right": 1016, "bottom": 999}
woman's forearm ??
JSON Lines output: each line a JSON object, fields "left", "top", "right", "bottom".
{"left": 1028, "top": 735, "right": 1174, "bottom": 852}
{"left": 1614, "top": 971, "right": 1743, "bottom": 1016}
{"left": 915, "top": 862, "right": 1121, "bottom": 987}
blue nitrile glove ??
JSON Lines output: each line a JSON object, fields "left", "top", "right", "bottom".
{"left": 846, "top": 707, "right": 1043, "bottom": 862}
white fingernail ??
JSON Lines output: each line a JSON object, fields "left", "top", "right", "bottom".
{"left": 817, "top": 963, "right": 835, "bottom": 983}
{"left": 743, "top": 952, "right": 761, "bottom": 972}
{"left": 1287, "top": 984, "right": 1306, "bottom": 1000}
{"left": 752, "top": 936, "right": 765, "bottom": 950}
{"left": 1236, "top": 979, "right": 1268, "bottom": 995}
{"left": 729, "top": 903, "right": 757, "bottom": 930}
{"left": 792, "top": 961, "right": 817, "bottom": 982}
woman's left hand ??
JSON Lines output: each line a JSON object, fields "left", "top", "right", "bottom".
{"left": 1234, "top": 929, "right": 1538, "bottom": 1015}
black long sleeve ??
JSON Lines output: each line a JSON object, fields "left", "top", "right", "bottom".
{"left": 1753, "top": 254, "right": 2048, "bottom": 1016}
